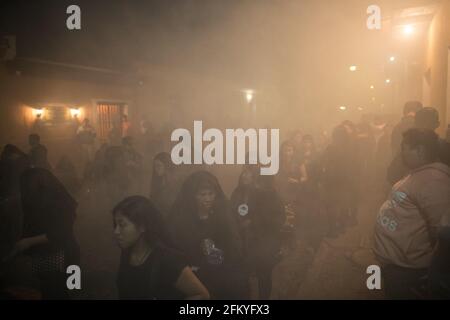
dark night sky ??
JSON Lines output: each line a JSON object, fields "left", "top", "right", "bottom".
{"left": 0, "top": 0, "right": 238, "bottom": 70}
{"left": 0, "top": 0, "right": 432, "bottom": 116}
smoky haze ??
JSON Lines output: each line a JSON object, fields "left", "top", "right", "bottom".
{"left": 1, "top": 0, "right": 429, "bottom": 134}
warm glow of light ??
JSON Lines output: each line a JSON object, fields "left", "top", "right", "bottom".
{"left": 339, "top": 106, "right": 347, "bottom": 111}
{"left": 385, "top": 79, "right": 391, "bottom": 84}
{"left": 243, "top": 90, "right": 254, "bottom": 103}
{"left": 34, "top": 108, "right": 44, "bottom": 117}
{"left": 370, "top": 85, "right": 374, "bottom": 89}
{"left": 389, "top": 56, "right": 396, "bottom": 62}
{"left": 349, "top": 65, "right": 357, "bottom": 72}
{"left": 403, "top": 25, "right": 414, "bottom": 35}
{"left": 358, "top": 107, "right": 364, "bottom": 111}
{"left": 70, "top": 108, "right": 80, "bottom": 117}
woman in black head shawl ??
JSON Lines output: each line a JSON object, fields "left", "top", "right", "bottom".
{"left": 149, "top": 152, "right": 180, "bottom": 217}
{"left": 167, "top": 170, "right": 246, "bottom": 299}
{"left": 230, "top": 165, "right": 285, "bottom": 299}
{"left": 9, "top": 168, "right": 80, "bottom": 299}
{"left": 0, "top": 145, "right": 30, "bottom": 263}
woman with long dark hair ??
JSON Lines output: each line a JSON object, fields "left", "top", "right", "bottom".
{"left": 8, "top": 168, "right": 79, "bottom": 299}
{"left": 149, "top": 152, "right": 180, "bottom": 217}
{"left": 167, "top": 170, "right": 246, "bottom": 299}
{"left": 113, "top": 196, "right": 209, "bottom": 300}
{"left": 230, "top": 165, "right": 285, "bottom": 299}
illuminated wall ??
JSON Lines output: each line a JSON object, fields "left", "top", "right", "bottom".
{"left": 424, "top": 0, "right": 450, "bottom": 135}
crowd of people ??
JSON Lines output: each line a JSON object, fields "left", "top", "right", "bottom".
{"left": 0, "top": 101, "right": 449, "bottom": 300}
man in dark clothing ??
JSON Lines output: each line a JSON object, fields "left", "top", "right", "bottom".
{"left": 28, "top": 134, "right": 51, "bottom": 171}
{"left": 390, "top": 101, "right": 423, "bottom": 157}
{"left": 387, "top": 107, "right": 450, "bottom": 185}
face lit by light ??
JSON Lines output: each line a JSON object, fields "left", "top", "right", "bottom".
{"left": 113, "top": 212, "right": 144, "bottom": 249}
{"left": 196, "top": 188, "right": 216, "bottom": 212}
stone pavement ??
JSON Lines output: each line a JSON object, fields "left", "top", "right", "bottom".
{"left": 270, "top": 187, "right": 387, "bottom": 300}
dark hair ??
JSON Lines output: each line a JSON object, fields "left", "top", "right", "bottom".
{"left": 20, "top": 168, "right": 77, "bottom": 220}
{"left": 1, "top": 144, "right": 27, "bottom": 161}
{"left": 402, "top": 128, "right": 440, "bottom": 162}
{"left": 150, "top": 152, "right": 175, "bottom": 199}
{"left": 170, "top": 170, "right": 227, "bottom": 220}
{"left": 415, "top": 107, "right": 439, "bottom": 130}
{"left": 112, "top": 196, "right": 172, "bottom": 246}
{"left": 403, "top": 101, "right": 423, "bottom": 116}
{"left": 237, "top": 164, "right": 259, "bottom": 188}
{"left": 331, "top": 125, "right": 350, "bottom": 144}
{"left": 153, "top": 152, "right": 174, "bottom": 171}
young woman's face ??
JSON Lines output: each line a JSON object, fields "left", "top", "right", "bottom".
{"left": 113, "top": 212, "right": 144, "bottom": 249}
{"left": 195, "top": 188, "right": 216, "bottom": 211}
{"left": 241, "top": 169, "right": 254, "bottom": 186}
{"left": 154, "top": 159, "right": 166, "bottom": 177}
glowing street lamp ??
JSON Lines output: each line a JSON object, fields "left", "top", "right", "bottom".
{"left": 246, "top": 92, "right": 254, "bottom": 104}
{"left": 242, "top": 89, "right": 255, "bottom": 104}
{"left": 70, "top": 108, "right": 80, "bottom": 118}
{"left": 34, "top": 108, "right": 44, "bottom": 118}
{"left": 403, "top": 25, "right": 414, "bottom": 35}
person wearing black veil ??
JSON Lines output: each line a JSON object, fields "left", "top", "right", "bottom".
{"left": 149, "top": 152, "right": 181, "bottom": 217}
{"left": 230, "top": 164, "right": 285, "bottom": 299}
{"left": 166, "top": 170, "right": 246, "bottom": 299}
{"left": 7, "top": 168, "right": 80, "bottom": 299}
{"left": 0, "top": 145, "right": 30, "bottom": 262}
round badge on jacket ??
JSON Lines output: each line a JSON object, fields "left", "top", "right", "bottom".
{"left": 238, "top": 204, "right": 249, "bottom": 216}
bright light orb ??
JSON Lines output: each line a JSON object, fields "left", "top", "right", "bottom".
{"left": 403, "top": 25, "right": 414, "bottom": 35}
